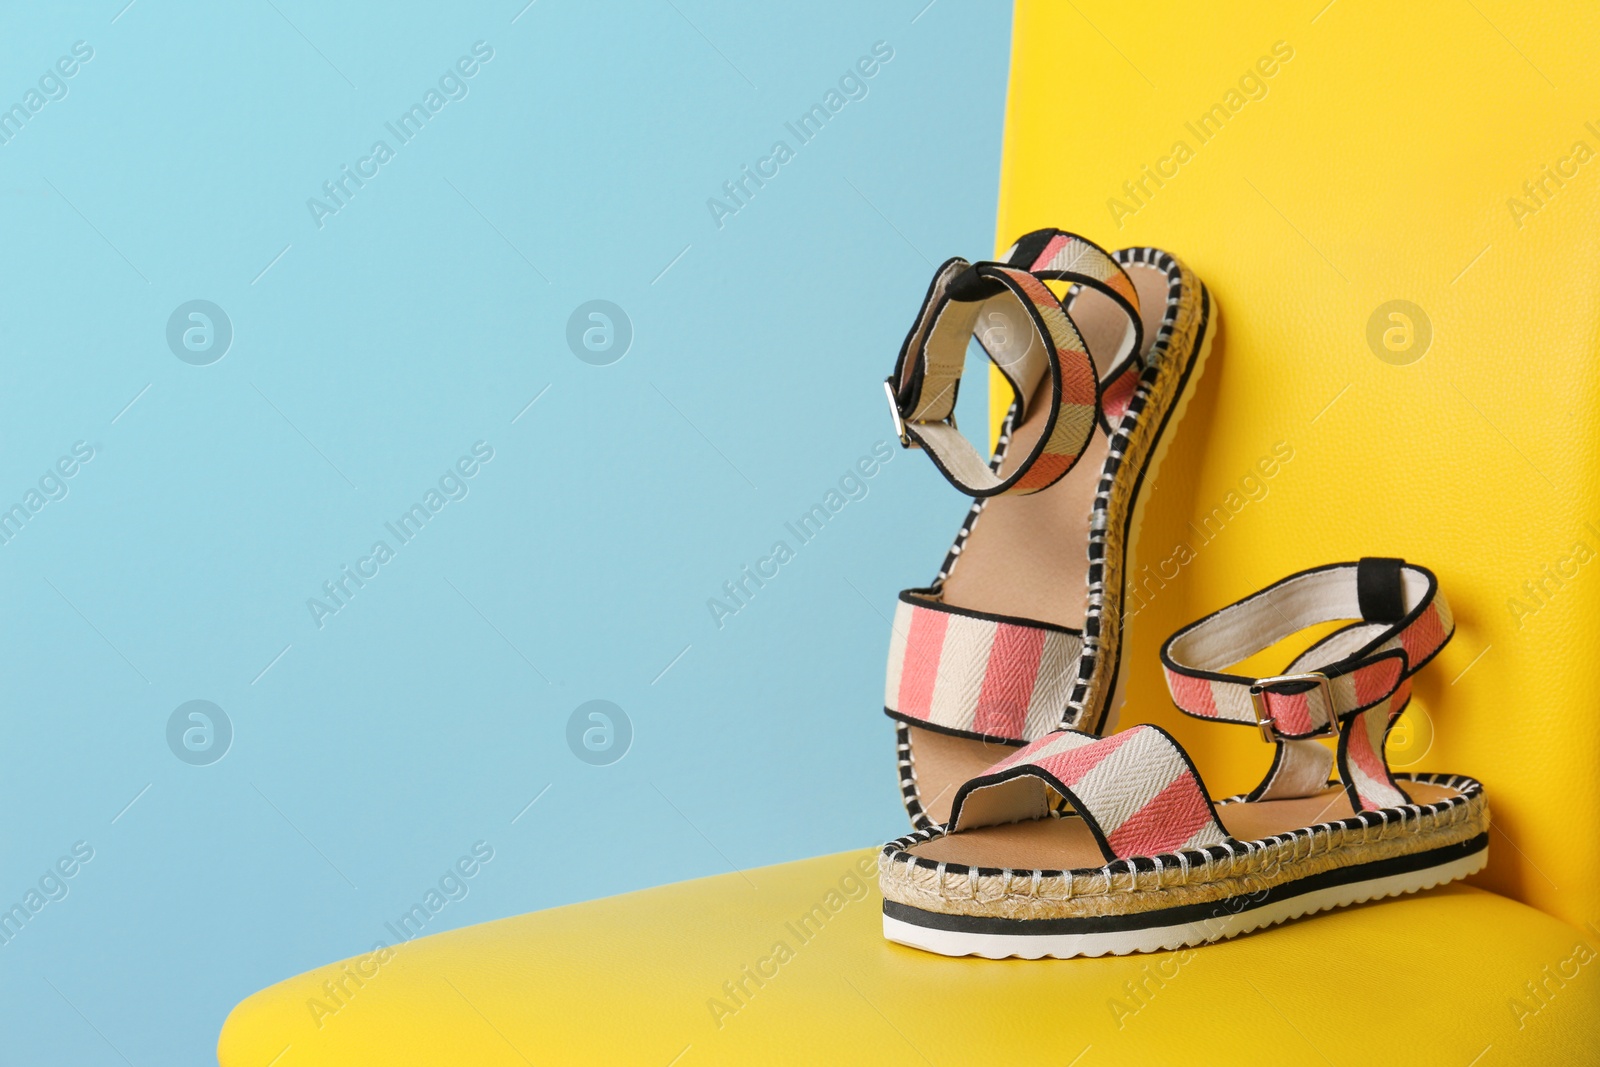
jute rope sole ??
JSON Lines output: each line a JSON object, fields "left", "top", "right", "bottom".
{"left": 879, "top": 772, "right": 1487, "bottom": 955}
{"left": 882, "top": 842, "right": 1486, "bottom": 959}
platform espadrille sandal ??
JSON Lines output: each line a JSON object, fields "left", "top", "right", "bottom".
{"left": 879, "top": 558, "right": 1489, "bottom": 959}
{"left": 883, "top": 230, "right": 1214, "bottom": 828}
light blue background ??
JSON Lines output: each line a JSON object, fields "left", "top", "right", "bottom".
{"left": 0, "top": 2, "right": 1010, "bottom": 1062}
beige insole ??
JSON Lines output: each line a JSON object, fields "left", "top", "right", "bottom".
{"left": 908, "top": 725, "right": 1020, "bottom": 824}
{"left": 906, "top": 264, "right": 1174, "bottom": 825}
{"left": 909, "top": 781, "right": 1460, "bottom": 870}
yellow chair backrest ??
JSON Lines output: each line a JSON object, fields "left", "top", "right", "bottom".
{"left": 994, "top": 0, "right": 1600, "bottom": 928}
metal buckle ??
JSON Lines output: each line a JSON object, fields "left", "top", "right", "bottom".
{"left": 883, "top": 380, "right": 911, "bottom": 447}
{"left": 1247, "top": 671, "right": 1332, "bottom": 744}
{"left": 883, "top": 380, "right": 957, "bottom": 448}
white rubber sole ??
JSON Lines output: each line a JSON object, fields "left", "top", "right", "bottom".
{"left": 883, "top": 844, "right": 1485, "bottom": 960}
{"left": 1101, "top": 283, "right": 1218, "bottom": 736}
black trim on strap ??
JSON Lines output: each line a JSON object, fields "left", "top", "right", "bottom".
{"left": 946, "top": 265, "right": 1005, "bottom": 302}
{"left": 1357, "top": 556, "right": 1407, "bottom": 623}
{"left": 887, "top": 260, "right": 1099, "bottom": 498}
{"left": 896, "top": 588, "right": 1084, "bottom": 636}
{"left": 1004, "top": 229, "right": 1058, "bottom": 270}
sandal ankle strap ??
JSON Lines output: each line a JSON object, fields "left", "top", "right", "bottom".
{"left": 885, "top": 231, "right": 1144, "bottom": 498}
{"left": 1002, "top": 229, "right": 1146, "bottom": 427}
{"left": 1159, "top": 559, "right": 1452, "bottom": 740}
{"left": 885, "top": 259, "right": 1098, "bottom": 496}
{"left": 1160, "top": 558, "right": 1455, "bottom": 811}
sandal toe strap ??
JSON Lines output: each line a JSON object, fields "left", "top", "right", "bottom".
{"left": 947, "top": 724, "right": 1229, "bottom": 864}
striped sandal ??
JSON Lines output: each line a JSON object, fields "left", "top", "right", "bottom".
{"left": 883, "top": 230, "right": 1214, "bottom": 828}
{"left": 879, "top": 558, "right": 1489, "bottom": 959}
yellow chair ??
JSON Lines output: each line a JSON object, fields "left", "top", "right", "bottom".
{"left": 221, "top": 2, "right": 1600, "bottom": 1061}
{"left": 220, "top": 852, "right": 1594, "bottom": 1065}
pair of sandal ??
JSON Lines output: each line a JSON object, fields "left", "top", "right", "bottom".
{"left": 874, "top": 230, "right": 1489, "bottom": 958}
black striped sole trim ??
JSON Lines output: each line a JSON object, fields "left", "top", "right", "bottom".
{"left": 883, "top": 830, "right": 1487, "bottom": 936}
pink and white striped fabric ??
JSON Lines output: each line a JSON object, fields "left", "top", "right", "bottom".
{"left": 886, "top": 232, "right": 1149, "bottom": 501}
{"left": 1098, "top": 363, "right": 1141, "bottom": 424}
{"left": 1161, "top": 562, "right": 1452, "bottom": 739}
{"left": 1015, "top": 230, "right": 1142, "bottom": 325}
{"left": 1160, "top": 559, "right": 1455, "bottom": 812}
{"left": 885, "top": 596, "right": 1081, "bottom": 742}
{"left": 1008, "top": 228, "right": 1145, "bottom": 424}
{"left": 879, "top": 235, "right": 1153, "bottom": 750}
{"left": 889, "top": 260, "right": 1099, "bottom": 499}
{"left": 949, "top": 726, "right": 1228, "bottom": 862}
{"left": 1339, "top": 679, "right": 1414, "bottom": 810}
{"left": 1390, "top": 595, "right": 1454, "bottom": 669}
{"left": 1163, "top": 653, "right": 1407, "bottom": 739}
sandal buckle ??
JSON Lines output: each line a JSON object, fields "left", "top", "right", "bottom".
{"left": 884, "top": 379, "right": 912, "bottom": 447}
{"left": 884, "top": 379, "right": 957, "bottom": 449}
{"left": 1248, "top": 671, "right": 1333, "bottom": 744}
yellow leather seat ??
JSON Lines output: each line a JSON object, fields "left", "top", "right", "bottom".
{"left": 222, "top": 2, "right": 1600, "bottom": 1061}
{"left": 986, "top": 0, "right": 1600, "bottom": 924}
{"left": 220, "top": 850, "right": 1599, "bottom": 1065}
